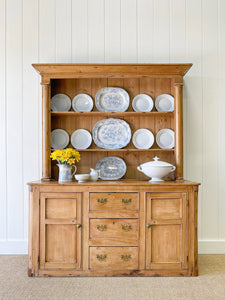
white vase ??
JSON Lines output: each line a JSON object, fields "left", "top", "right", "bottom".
{"left": 57, "top": 164, "right": 77, "bottom": 183}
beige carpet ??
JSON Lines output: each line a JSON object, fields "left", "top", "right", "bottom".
{"left": 0, "top": 255, "right": 225, "bottom": 300}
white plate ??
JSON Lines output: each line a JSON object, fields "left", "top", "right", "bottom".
{"left": 156, "top": 129, "right": 174, "bottom": 149}
{"left": 96, "top": 156, "right": 127, "bottom": 180}
{"left": 92, "top": 118, "right": 131, "bottom": 149}
{"left": 132, "top": 129, "right": 154, "bottom": 149}
{"left": 71, "top": 129, "right": 92, "bottom": 149}
{"left": 51, "top": 129, "right": 69, "bottom": 149}
{"left": 51, "top": 94, "right": 71, "bottom": 111}
{"left": 72, "top": 94, "right": 93, "bottom": 112}
{"left": 132, "top": 94, "right": 154, "bottom": 112}
{"left": 155, "top": 94, "right": 174, "bottom": 112}
{"left": 95, "top": 87, "right": 130, "bottom": 112}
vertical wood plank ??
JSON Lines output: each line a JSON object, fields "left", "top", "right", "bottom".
{"left": 0, "top": 0, "right": 6, "bottom": 240}
{"left": 6, "top": 0, "right": 23, "bottom": 240}
{"left": 71, "top": 0, "right": 88, "bottom": 62}
{"left": 202, "top": 0, "right": 219, "bottom": 239}
{"left": 185, "top": 0, "right": 203, "bottom": 239}
{"left": 82, "top": 192, "right": 89, "bottom": 270}
{"left": 137, "top": 0, "right": 154, "bottom": 62}
{"left": 121, "top": 0, "right": 137, "bottom": 62}
{"left": 23, "top": 0, "right": 39, "bottom": 241}
{"left": 39, "top": 0, "right": 56, "bottom": 62}
{"left": 105, "top": 0, "right": 121, "bottom": 63}
{"left": 88, "top": 0, "right": 105, "bottom": 62}
{"left": 218, "top": 0, "right": 225, "bottom": 239}
{"left": 153, "top": 0, "right": 170, "bottom": 62}
{"left": 55, "top": 0, "right": 72, "bottom": 62}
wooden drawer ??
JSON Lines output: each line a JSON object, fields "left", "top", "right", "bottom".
{"left": 90, "top": 219, "right": 138, "bottom": 242}
{"left": 89, "top": 193, "right": 139, "bottom": 211}
{"left": 90, "top": 247, "right": 138, "bottom": 269}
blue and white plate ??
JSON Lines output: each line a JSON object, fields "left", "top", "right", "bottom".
{"left": 95, "top": 87, "right": 130, "bottom": 112}
{"left": 92, "top": 118, "right": 131, "bottom": 149}
{"left": 96, "top": 156, "right": 127, "bottom": 180}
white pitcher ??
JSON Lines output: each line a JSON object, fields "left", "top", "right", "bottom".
{"left": 89, "top": 168, "right": 99, "bottom": 182}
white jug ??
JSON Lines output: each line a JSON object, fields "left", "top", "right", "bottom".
{"left": 90, "top": 168, "right": 99, "bottom": 182}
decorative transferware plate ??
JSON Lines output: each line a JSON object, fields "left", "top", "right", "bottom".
{"left": 156, "top": 128, "right": 174, "bottom": 149}
{"left": 92, "top": 118, "right": 131, "bottom": 149}
{"left": 51, "top": 93, "right": 71, "bottom": 111}
{"left": 71, "top": 129, "right": 92, "bottom": 149}
{"left": 72, "top": 93, "right": 93, "bottom": 112}
{"left": 155, "top": 94, "right": 174, "bottom": 112}
{"left": 95, "top": 87, "right": 130, "bottom": 112}
{"left": 96, "top": 156, "right": 127, "bottom": 180}
{"left": 132, "top": 94, "right": 154, "bottom": 112}
{"left": 132, "top": 129, "right": 154, "bottom": 149}
{"left": 51, "top": 129, "right": 69, "bottom": 149}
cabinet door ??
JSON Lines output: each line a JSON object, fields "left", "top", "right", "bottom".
{"left": 39, "top": 192, "right": 81, "bottom": 269}
{"left": 146, "top": 192, "right": 187, "bottom": 270}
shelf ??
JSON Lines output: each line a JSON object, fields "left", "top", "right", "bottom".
{"left": 51, "top": 148, "right": 175, "bottom": 152}
{"left": 51, "top": 111, "right": 174, "bottom": 117}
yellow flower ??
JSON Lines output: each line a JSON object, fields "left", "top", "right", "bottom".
{"left": 61, "top": 155, "right": 68, "bottom": 162}
{"left": 68, "top": 158, "right": 75, "bottom": 165}
{"left": 75, "top": 152, "right": 80, "bottom": 162}
{"left": 50, "top": 148, "right": 80, "bottom": 165}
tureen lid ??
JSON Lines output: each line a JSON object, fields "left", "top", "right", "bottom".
{"left": 140, "top": 156, "right": 174, "bottom": 167}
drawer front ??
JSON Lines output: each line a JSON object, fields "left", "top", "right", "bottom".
{"left": 90, "top": 247, "right": 138, "bottom": 269}
{"left": 90, "top": 193, "right": 139, "bottom": 211}
{"left": 90, "top": 219, "right": 138, "bottom": 241}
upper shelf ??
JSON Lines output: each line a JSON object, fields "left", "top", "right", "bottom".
{"left": 51, "top": 111, "right": 174, "bottom": 117}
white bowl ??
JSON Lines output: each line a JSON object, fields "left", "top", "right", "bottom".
{"left": 75, "top": 174, "right": 90, "bottom": 183}
{"left": 137, "top": 156, "right": 176, "bottom": 182}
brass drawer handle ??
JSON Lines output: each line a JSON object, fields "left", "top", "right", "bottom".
{"left": 122, "top": 198, "right": 132, "bottom": 204}
{"left": 76, "top": 223, "right": 82, "bottom": 228}
{"left": 121, "top": 254, "right": 131, "bottom": 261}
{"left": 96, "top": 254, "right": 107, "bottom": 261}
{"left": 121, "top": 224, "right": 132, "bottom": 232}
{"left": 97, "top": 198, "right": 107, "bottom": 204}
{"left": 97, "top": 225, "right": 107, "bottom": 231}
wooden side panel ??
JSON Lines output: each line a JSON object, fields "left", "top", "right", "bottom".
{"left": 90, "top": 247, "right": 138, "bottom": 270}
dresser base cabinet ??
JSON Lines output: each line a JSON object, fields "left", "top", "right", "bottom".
{"left": 28, "top": 180, "right": 199, "bottom": 277}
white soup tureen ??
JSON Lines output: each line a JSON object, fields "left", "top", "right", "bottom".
{"left": 137, "top": 156, "right": 176, "bottom": 182}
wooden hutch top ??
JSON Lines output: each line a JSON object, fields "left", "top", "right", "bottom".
{"left": 32, "top": 63, "right": 192, "bottom": 182}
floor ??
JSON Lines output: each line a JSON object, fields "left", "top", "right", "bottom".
{"left": 0, "top": 255, "right": 225, "bottom": 300}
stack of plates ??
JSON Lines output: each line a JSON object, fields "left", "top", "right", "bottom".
{"left": 156, "top": 129, "right": 174, "bottom": 149}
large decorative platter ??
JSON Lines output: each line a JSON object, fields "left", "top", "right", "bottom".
{"left": 51, "top": 129, "right": 69, "bottom": 149}
{"left": 51, "top": 93, "right": 71, "bottom": 111}
{"left": 156, "top": 128, "right": 174, "bottom": 149}
{"left": 71, "top": 129, "right": 92, "bottom": 149}
{"left": 72, "top": 93, "right": 93, "bottom": 112}
{"left": 95, "top": 87, "right": 130, "bottom": 112}
{"left": 92, "top": 118, "right": 131, "bottom": 149}
{"left": 155, "top": 94, "right": 174, "bottom": 112}
{"left": 96, "top": 156, "right": 127, "bottom": 180}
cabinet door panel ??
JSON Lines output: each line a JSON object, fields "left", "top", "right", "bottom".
{"left": 146, "top": 192, "right": 187, "bottom": 270}
{"left": 40, "top": 192, "right": 81, "bottom": 270}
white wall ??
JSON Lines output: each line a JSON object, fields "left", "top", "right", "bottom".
{"left": 0, "top": 0, "right": 225, "bottom": 254}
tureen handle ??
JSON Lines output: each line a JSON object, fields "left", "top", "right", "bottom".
{"left": 170, "top": 166, "right": 176, "bottom": 173}
{"left": 137, "top": 166, "right": 143, "bottom": 172}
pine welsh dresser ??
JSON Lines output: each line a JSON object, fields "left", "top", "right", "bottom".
{"left": 28, "top": 64, "right": 200, "bottom": 277}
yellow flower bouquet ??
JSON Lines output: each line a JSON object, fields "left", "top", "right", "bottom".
{"left": 50, "top": 148, "right": 80, "bottom": 165}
